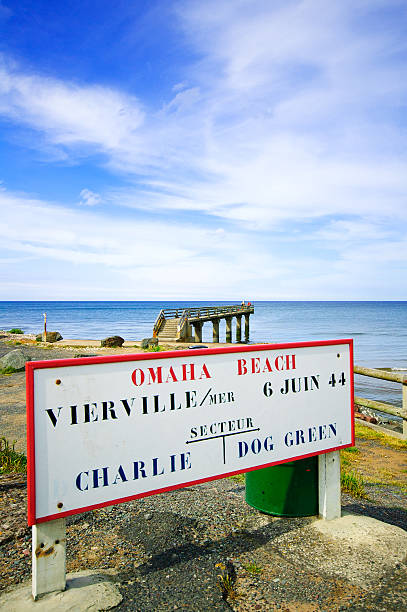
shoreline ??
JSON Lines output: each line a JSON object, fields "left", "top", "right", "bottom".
{"left": 0, "top": 330, "right": 238, "bottom": 353}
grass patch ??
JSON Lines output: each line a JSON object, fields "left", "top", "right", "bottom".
{"left": 229, "top": 473, "right": 245, "bottom": 483}
{"left": 341, "top": 468, "right": 367, "bottom": 498}
{"left": 7, "top": 328, "right": 24, "bottom": 334}
{"left": 215, "top": 562, "right": 238, "bottom": 601}
{"left": 143, "top": 345, "right": 164, "bottom": 352}
{"left": 245, "top": 561, "right": 263, "bottom": 575}
{"left": 355, "top": 423, "right": 407, "bottom": 451}
{"left": 340, "top": 446, "right": 360, "bottom": 468}
{"left": 0, "top": 366, "right": 21, "bottom": 375}
{"left": 0, "top": 437, "right": 27, "bottom": 474}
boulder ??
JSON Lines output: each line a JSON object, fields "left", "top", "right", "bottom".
{"left": 141, "top": 337, "right": 158, "bottom": 349}
{"left": 101, "top": 336, "right": 125, "bottom": 347}
{"left": 36, "top": 331, "right": 63, "bottom": 343}
{"left": 0, "top": 349, "right": 30, "bottom": 371}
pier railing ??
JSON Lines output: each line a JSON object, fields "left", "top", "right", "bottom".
{"left": 153, "top": 309, "right": 166, "bottom": 336}
{"left": 152, "top": 304, "right": 254, "bottom": 342}
{"left": 354, "top": 365, "right": 407, "bottom": 439}
{"left": 153, "top": 304, "right": 254, "bottom": 335}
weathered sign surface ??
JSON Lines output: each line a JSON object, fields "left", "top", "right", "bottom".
{"left": 27, "top": 340, "right": 354, "bottom": 524}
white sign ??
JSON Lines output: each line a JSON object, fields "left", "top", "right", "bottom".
{"left": 27, "top": 340, "right": 354, "bottom": 524}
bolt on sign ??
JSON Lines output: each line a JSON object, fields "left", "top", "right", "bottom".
{"left": 26, "top": 340, "right": 354, "bottom": 525}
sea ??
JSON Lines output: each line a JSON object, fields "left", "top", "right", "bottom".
{"left": 0, "top": 300, "right": 406, "bottom": 419}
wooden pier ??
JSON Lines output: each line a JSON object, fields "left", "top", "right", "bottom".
{"left": 153, "top": 303, "right": 254, "bottom": 343}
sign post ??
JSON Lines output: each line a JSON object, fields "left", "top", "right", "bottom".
{"left": 32, "top": 518, "right": 66, "bottom": 600}
{"left": 27, "top": 340, "right": 353, "bottom": 598}
{"left": 318, "top": 451, "right": 341, "bottom": 520}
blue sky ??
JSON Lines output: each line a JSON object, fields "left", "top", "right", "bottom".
{"left": 0, "top": 0, "right": 406, "bottom": 300}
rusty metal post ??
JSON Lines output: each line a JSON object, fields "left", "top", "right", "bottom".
{"left": 43, "top": 312, "right": 47, "bottom": 343}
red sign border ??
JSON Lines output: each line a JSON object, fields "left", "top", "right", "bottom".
{"left": 26, "top": 339, "right": 354, "bottom": 525}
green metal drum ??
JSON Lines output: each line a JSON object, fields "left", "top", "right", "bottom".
{"left": 245, "top": 456, "right": 318, "bottom": 517}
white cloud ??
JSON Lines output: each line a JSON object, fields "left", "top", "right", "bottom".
{"left": 79, "top": 189, "right": 102, "bottom": 207}
{"left": 0, "top": 55, "right": 145, "bottom": 151}
{"left": 0, "top": 187, "right": 405, "bottom": 300}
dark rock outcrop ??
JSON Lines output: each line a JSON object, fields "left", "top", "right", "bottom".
{"left": 101, "top": 336, "right": 125, "bottom": 347}
{"left": 141, "top": 337, "right": 158, "bottom": 349}
{"left": 36, "top": 331, "right": 63, "bottom": 343}
{"left": 0, "top": 349, "right": 30, "bottom": 371}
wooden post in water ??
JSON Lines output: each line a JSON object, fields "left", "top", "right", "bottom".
{"left": 225, "top": 317, "right": 232, "bottom": 343}
{"left": 194, "top": 322, "right": 203, "bottom": 343}
{"left": 318, "top": 451, "right": 341, "bottom": 520}
{"left": 212, "top": 320, "right": 219, "bottom": 343}
{"left": 43, "top": 312, "right": 47, "bottom": 343}
{"left": 236, "top": 315, "right": 242, "bottom": 342}
{"left": 32, "top": 518, "right": 66, "bottom": 599}
{"left": 244, "top": 313, "right": 250, "bottom": 342}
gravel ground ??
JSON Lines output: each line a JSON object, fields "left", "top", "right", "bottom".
{"left": 1, "top": 339, "right": 407, "bottom": 610}
{"left": 1, "top": 474, "right": 406, "bottom": 611}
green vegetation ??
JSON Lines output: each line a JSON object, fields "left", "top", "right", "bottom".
{"left": 0, "top": 366, "right": 20, "bottom": 375}
{"left": 7, "top": 328, "right": 24, "bottom": 334}
{"left": 245, "top": 561, "right": 263, "bottom": 575}
{"left": 355, "top": 422, "right": 407, "bottom": 451}
{"left": 340, "top": 446, "right": 366, "bottom": 498}
{"left": 143, "top": 344, "right": 163, "bottom": 352}
{"left": 0, "top": 437, "right": 27, "bottom": 474}
{"left": 341, "top": 469, "right": 367, "bottom": 498}
{"left": 340, "top": 446, "right": 360, "bottom": 468}
{"left": 215, "top": 563, "right": 238, "bottom": 600}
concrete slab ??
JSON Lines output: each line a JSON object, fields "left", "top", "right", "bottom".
{"left": 0, "top": 570, "right": 122, "bottom": 612}
{"left": 275, "top": 513, "right": 407, "bottom": 590}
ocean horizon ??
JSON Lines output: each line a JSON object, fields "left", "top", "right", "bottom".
{"left": 1, "top": 300, "right": 406, "bottom": 414}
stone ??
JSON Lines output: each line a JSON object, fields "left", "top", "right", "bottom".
{"left": 101, "top": 336, "right": 124, "bottom": 347}
{"left": 0, "top": 349, "right": 30, "bottom": 371}
{"left": 141, "top": 337, "right": 158, "bottom": 349}
{"left": 36, "top": 332, "right": 63, "bottom": 343}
